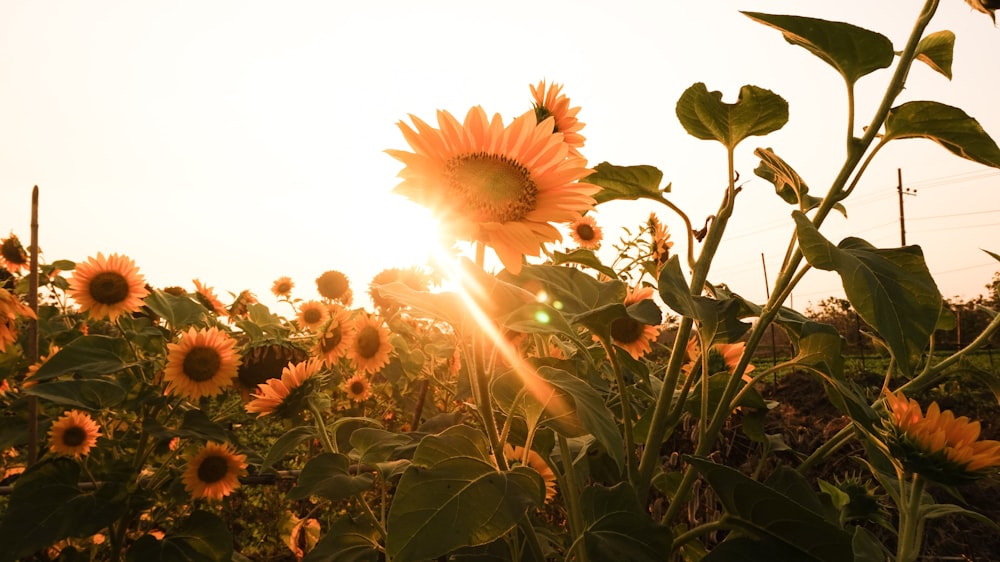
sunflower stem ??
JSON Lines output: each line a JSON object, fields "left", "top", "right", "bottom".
{"left": 601, "top": 337, "right": 636, "bottom": 484}
{"left": 555, "top": 433, "right": 588, "bottom": 562}
{"left": 307, "top": 398, "right": 338, "bottom": 454}
{"left": 896, "top": 473, "right": 927, "bottom": 562}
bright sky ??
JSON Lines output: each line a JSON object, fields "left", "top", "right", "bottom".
{"left": 2, "top": 0, "right": 998, "bottom": 314}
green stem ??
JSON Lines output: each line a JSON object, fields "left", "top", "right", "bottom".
{"left": 601, "top": 337, "right": 636, "bottom": 483}
{"left": 357, "top": 492, "right": 388, "bottom": 541}
{"left": 673, "top": 520, "right": 726, "bottom": 549}
{"left": 471, "top": 242, "right": 508, "bottom": 471}
{"left": 896, "top": 473, "right": 927, "bottom": 562}
{"left": 797, "top": 424, "right": 854, "bottom": 475}
{"left": 556, "top": 433, "right": 588, "bottom": 562}
{"left": 657, "top": 194, "right": 698, "bottom": 271}
{"left": 902, "top": 311, "right": 1000, "bottom": 395}
{"left": 307, "top": 399, "right": 337, "bottom": 454}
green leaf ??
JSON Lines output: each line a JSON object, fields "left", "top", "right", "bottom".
{"left": 143, "top": 290, "right": 212, "bottom": 329}
{"left": 287, "top": 453, "right": 375, "bottom": 501}
{"left": 176, "top": 409, "right": 230, "bottom": 444}
{"left": 658, "top": 256, "right": 751, "bottom": 346}
{"left": 914, "top": 30, "right": 955, "bottom": 80}
{"left": 261, "top": 426, "right": 316, "bottom": 471}
{"left": 29, "top": 335, "right": 131, "bottom": 382}
{"left": 586, "top": 162, "right": 666, "bottom": 204}
{"left": 676, "top": 83, "right": 788, "bottom": 150}
{"left": 302, "top": 516, "right": 381, "bottom": 562}
{"left": 386, "top": 425, "right": 543, "bottom": 562}
{"left": 501, "top": 263, "right": 625, "bottom": 318}
{"left": 349, "top": 427, "right": 417, "bottom": 468}
{"left": 550, "top": 248, "right": 619, "bottom": 279}
{"left": 754, "top": 147, "right": 846, "bottom": 216}
{"left": 126, "top": 511, "right": 233, "bottom": 562}
{"left": 579, "top": 483, "right": 672, "bottom": 562}
{"left": 794, "top": 212, "right": 942, "bottom": 375}
{"left": 742, "top": 12, "right": 893, "bottom": 85}
{"left": 884, "top": 101, "right": 1000, "bottom": 168}
{"left": 793, "top": 321, "right": 845, "bottom": 378}
{"left": 24, "top": 378, "right": 128, "bottom": 409}
{"left": 0, "top": 458, "right": 128, "bottom": 562}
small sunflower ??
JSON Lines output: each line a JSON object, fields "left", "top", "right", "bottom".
{"left": 193, "top": 279, "right": 227, "bottom": 316}
{"left": 504, "top": 443, "right": 557, "bottom": 502}
{"left": 344, "top": 373, "right": 372, "bottom": 402}
{"left": 48, "top": 410, "right": 101, "bottom": 458}
{"left": 316, "top": 270, "right": 351, "bottom": 303}
{"left": 369, "top": 266, "right": 431, "bottom": 311}
{"left": 568, "top": 214, "right": 603, "bottom": 250}
{"left": 271, "top": 276, "right": 295, "bottom": 299}
{"left": 530, "top": 80, "right": 586, "bottom": 156}
{"left": 312, "top": 306, "right": 353, "bottom": 367}
{"left": 163, "top": 327, "right": 241, "bottom": 401}
{"left": 0, "top": 233, "right": 29, "bottom": 274}
{"left": 345, "top": 315, "right": 393, "bottom": 374}
{"left": 246, "top": 359, "right": 324, "bottom": 418}
{"left": 603, "top": 285, "right": 661, "bottom": 360}
{"left": 387, "top": 106, "right": 599, "bottom": 274}
{"left": 182, "top": 442, "right": 247, "bottom": 501}
{"left": 68, "top": 253, "right": 149, "bottom": 322}
{"left": 228, "top": 290, "right": 258, "bottom": 319}
{"left": 24, "top": 345, "right": 60, "bottom": 384}
{"left": 648, "top": 213, "right": 674, "bottom": 267}
{"left": 296, "top": 300, "right": 329, "bottom": 332}
{"left": 0, "top": 288, "right": 34, "bottom": 353}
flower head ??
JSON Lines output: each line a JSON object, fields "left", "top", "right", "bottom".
{"left": 648, "top": 213, "right": 674, "bottom": 268}
{"left": 387, "top": 106, "right": 599, "bottom": 274}
{"left": 344, "top": 373, "right": 372, "bottom": 402}
{"left": 228, "top": 290, "right": 257, "bottom": 319}
{"left": 0, "top": 233, "right": 29, "bottom": 274}
{"left": 883, "top": 391, "right": 1000, "bottom": 484}
{"left": 346, "top": 314, "right": 392, "bottom": 374}
{"left": 0, "top": 288, "right": 35, "bottom": 353}
{"left": 182, "top": 442, "right": 247, "bottom": 501}
{"left": 530, "top": 80, "right": 586, "bottom": 156}
{"left": 312, "top": 305, "right": 353, "bottom": 367}
{"left": 48, "top": 410, "right": 101, "bottom": 458}
{"left": 965, "top": 0, "right": 998, "bottom": 23}
{"left": 246, "top": 359, "right": 324, "bottom": 418}
{"left": 316, "top": 270, "right": 351, "bottom": 303}
{"left": 163, "top": 327, "right": 241, "bottom": 400}
{"left": 504, "top": 443, "right": 557, "bottom": 502}
{"left": 68, "top": 253, "right": 149, "bottom": 322}
{"left": 603, "top": 285, "right": 661, "bottom": 360}
{"left": 369, "top": 267, "right": 431, "bottom": 311}
{"left": 193, "top": 279, "right": 227, "bottom": 316}
{"left": 271, "top": 276, "right": 295, "bottom": 299}
{"left": 296, "top": 300, "right": 329, "bottom": 332}
{"left": 236, "top": 343, "right": 308, "bottom": 401}
{"left": 568, "top": 214, "right": 603, "bottom": 250}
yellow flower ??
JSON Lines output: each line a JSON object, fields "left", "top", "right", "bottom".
{"left": 227, "top": 290, "right": 257, "bottom": 319}
{"left": 568, "top": 214, "right": 603, "bottom": 250}
{"left": 602, "top": 285, "right": 661, "bottom": 360}
{"left": 182, "top": 442, "right": 247, "bottom": 501}
{"left": 387, "top": 106, "right": 599, "bottom": 274}
{"left": 884, "top": 391, "right": 1000, "bottom": 483}
{"left": 316, "top": 270, "right": 351, "bottom": 303}
{"left": 369, "top": 266, "right": 431, "bottom": 311}
{"left": 235, "top": 343, "right": 308, "bottom": 402}
{"left": 504, "top": 443, "right": 557, "bottom": 502}
{"left": 0, "top": 288, "right": 34, "bottom": 353}
{"left": 193, "top": 279, "right": 227, "bottom": 316}
{"left": 648, "top": 213, "right": 674, "bottom": 267}
{"left": 344, "top": 373, "right": 372, "bottom": 402}
{"left": 271, "top": 276, "right": 295, "bottom": 299}
{"left": 246, "top": 359, "right": 323, "bottom": 418}
{"left": 530, "top": 80, "right": 586, "bottom": 156}
{"left": 48, "top": 410, "right": 101, "bottom": 458}
{"left": 346, "top": 314, "right": 392, "bottom": 374}
{"left": 163, "top": 327, "right": 241, "bottom": 400}
{"left": 312, "top": 305, "right": 353, "bottom": 367}
{"left": 296, "top": 300, "right": 329, "bottom": 332}
{"left": 68, "top": 253, "right": 149, "bottom": 322}
{"left": 0, "top": 233, "right": 29, "bottom": 274}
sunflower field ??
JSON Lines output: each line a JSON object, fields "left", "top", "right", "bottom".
{"left": 4, "top": 2, "right": 1000, "bottom": 561}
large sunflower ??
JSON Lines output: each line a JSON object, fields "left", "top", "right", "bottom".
{"left": 163, "top": 327, "right": 241, "bottom": 400}
{"left": 246, "top": 358, "right": 323, "bottom": 418}
{"left": 530, "top": 80, "right": 586, "bottom": 156}
{"left": 68, "top": 253, "right": 149, "bottom": 322}
{"left": 48, "top": 410, "right": 101, "bottom": 458}
{"left": 182, "top": 442, "right": 247, "bottom": 501}
{"left": 387, "top": 106, "right": 599, "bottom": 274}
{"left": 346, "top": 314, "right": 392, "bottom": 374}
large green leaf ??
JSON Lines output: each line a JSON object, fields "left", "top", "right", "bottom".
{"left": 794, "top": 212, "right": 942, "bottom": 375}
{"left": 742, "top": 12, "right": 893, "bottom": 85}
{"left": 29, "top": 335, "right": 132, "bottom": 381}
{"left": 676, "top": 83, "right": 788, "bottom": 150}
{"left": 586, "top": 162, "right": 666, "bottom": 204}
{"left": 579, "top": 483, "right": 672, "bottom": 561}
{"left": 550, "top": 248, "right": 619, "bottom": 279}
{"left": 261, "top": 426, "right": 315, "bottom": 471}
{"left": 302, "top": 515, "right": 380, "bottom": 562}
{"left": 914, "top": 30, "right": 955, "bottom": 80}
{"left": 143, "top": 289, "right": 212, "bottom": 329}
{"left": 883, "top": 101, "right": 1000, "bottom": 168}
{"left": 0, "top": 458, "right": 128, "bottom": 562}
{"left": 386, "top": 425, "right": 543, "bottom": 562}
{"left": 25, "top": 378, "right": 127, "bottom": 409}
{"left": 501, "top": 263, "right": 625, "bottom": 318}
{"left": 287, "top": 453, "right": 375, "bottom": 501}
{"left": 126, "top": 511, "right": 233, "bottom": 562}
{"left": 754, "top": 148, "right": 846, "bottom": 216}
{"left": 658, "top": 256, "right": 751, "bottom": 345}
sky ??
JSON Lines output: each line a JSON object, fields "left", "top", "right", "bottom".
{"left": 1, "top": 0, "right": 999, "bottom": 316}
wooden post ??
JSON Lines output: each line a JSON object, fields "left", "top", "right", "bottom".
{"left": 27, "top": 186, "right": 39, "bottom": 465}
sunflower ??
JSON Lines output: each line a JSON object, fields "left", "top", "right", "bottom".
{"left": 193, "top": 279, "right": 227, "bottom": 316}
{"left": 48, "top": 410, "right": 101, "bottom": 458}
{"left": 316, "top": 270, "right": 351, "bottom": 303}
{"left": 387, "top": 106, "right": 599, "bottom": 274}
{"left": 236, "top": 343, "right": 308, "bottom": 402}
{"left": 345, "top": 314, "right": 392, "bottom": 374}
{"left": 296, "top": 300, "right": 329, "bottom": 332}
{"left": 530, "top": 80, "right": 586, "bottom": 156}
{"left": 271, "top": 276, "right": 295, "bottom": 299}
{"left": 163, "top": 327, "right": 241, "bottom": 400}
{"left": 568, "top": 214, "right": 603, "bottom": 250}
{"left": 312, "top": 305, "right": 353, "bottom": 367}
{"left": 68, "top": 253, "right": 149, "bottom": 322}
{"left": 246, "top": 359, "right": 324, "bottom": 418}
{"left": 604, "top": 285, "right": 661, "bottom": 360}
{"left": 0, "top": 233, "right": 29, "bottom": 274}
{"left": 369, "top": 266, "right": 431, "bottom": 311}
{"left": 344, "top": 373, "right": 372, "bottom": 402}
{"left": 682, "top": 339, "right": 755, "bottom": 380}
{"left": 504, "top": 443, "right": 557, "bottom": 502}
{"left": 882, "top": 391, "right": 1000, "bottom": 484}
{"left": 648, "top": 213, "right": 674, "bottom": 267}
{"left": 182, "top": 442, "right": 247, "bottom": 501}
{"left": 228, "top": 290, "right": 258, "bottom": 319}
{"left": 24, "top": 345, "right": 60, "bottom": 384}
{"left": 0, "top": 288, "right": 34, "bottom": 353}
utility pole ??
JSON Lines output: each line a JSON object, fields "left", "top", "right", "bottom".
{"left": 897, "top": 168, "right": 917, "bottom": 245}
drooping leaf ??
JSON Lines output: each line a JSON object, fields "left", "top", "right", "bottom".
{"left": 754, "top": 147, "right": 846, "bottom": 216}
{"left": 742, "top": 12, "right": 893, "bottom": 86}
{"left": 501, "top": 263, "right": 625, "bottom": 318}
{"left": 794, "top": 212, "right": 942, "bottom": 375}
{"left": 386, "top": 425, "right": 543, "bottom": 562}
{"left": 261, "top": 426, "right": 316, "bottom": 471}
{"left": 586, "top": 162, "right": 667, "bottom": 204}
{"left": 550, "top": 248, "right": 619, "bottom": 279}
{"left": 883, "top": 101, "right": 1000, "bottom": 169}
{"left": 176, "top": 409, "right": 230, "bottom": 444}
{"left": 658, "top": 256, "right": 751, "bottom": 346}
{"left": 29, "top": 335, "right": 132, "bottom": 382}
{"left": 676, "top": 83, "right": 788, "bottom": 150}
{"left": 579, "top": 483, "right": 672, "bottom": 562}
{"left": 302, "top": 515, "right": 380, "bottom": 562}
{"left": 914, "top": 30, "right": 955, "bottom": 80}
{"left": 24, "top": 378, "right": 128, "bottom": 409}
{"left": 126, "top": 511, "right": 233, "bottom": 562}
{"left": 287, "top": 453, "right": 375, "bottom": 501}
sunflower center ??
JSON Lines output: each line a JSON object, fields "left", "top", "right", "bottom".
{"left": 89, "top": 272, "right": 130, "bottom": 305}
{"left": 197, "top": 455, "right": 229, "bottom": 484}
{"left": 62, "top": 426, "right": 86, "bottom": 447}
{"left": 183, "top": 346, "right": 222, "bottom": 382}
{"left": 446, "top": 152, "right": 538, "bottom": 223}
{"left": 610, "top": 317, "right": 645, "bottom": 344}
{"left": 356, "top": 326, "right": 381, "bottom": 359}
{"left": 349, "top": 379, "right": 367, "bottom": 395}
{"left": 303, "top": 308, "right": 323, "bottom": 325}
{"left": 576, "top": 224, "right": 595, "bottom": 241}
